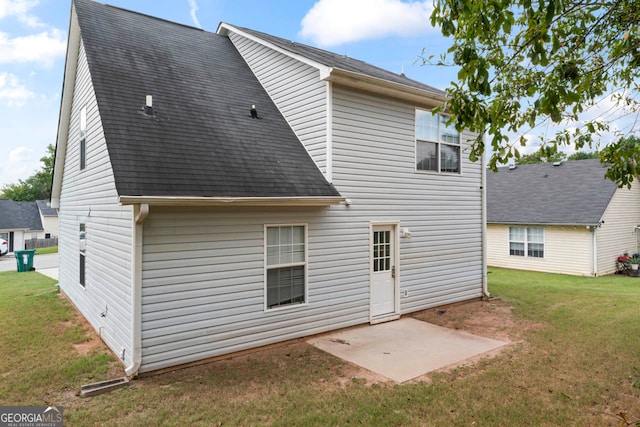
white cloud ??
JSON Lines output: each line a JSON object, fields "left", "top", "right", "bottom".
{"left": 188, "top": 0, "right": 202, "bottom": 29}
{"left": 9, "top": 146, "right": 32, "bottom": 162}
{"left": 0, "top": 29, "right": 66, "bottom": 66}
{"left": 0, "top": 72, "right": 34, "bottom": 106}
{"left": 300, "top": 0, "right": 434, "bottom": 47}
{"left": 0, "top": 0, "right": 44, "bottom": 27}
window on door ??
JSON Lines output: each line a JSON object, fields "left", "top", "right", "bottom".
{"left": 373, "top": 230, "right": 391, "bottom": 272}
{"left": 265, "top": 225, "right": 306, "bottom": 309}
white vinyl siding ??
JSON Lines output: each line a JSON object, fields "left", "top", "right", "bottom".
{"left": 596, "top": 184, "right": 640, "bottom": 275}
{"left": 488, "top": 224, "right": 592, "bottom": 275}
{"left": 57, "top": 39, "right": 134, "bottom": 368}
{"left": 140, "top": 208, "right": 369, "bottom": 373}
{"left": 227, "top": 32, "right": 328, "bottom": 174}
{"left": 330, "top": 86, "right": 483, "bottom": 312}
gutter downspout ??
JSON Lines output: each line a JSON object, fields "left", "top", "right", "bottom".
{"left": 592, "top": 225, "right": 598, "bottom": 276}
{"left": 481, "top": 148, "right": 490, "bottom": 298}
{"left": 125, "top": 203, "right": 149, "bottom": 377}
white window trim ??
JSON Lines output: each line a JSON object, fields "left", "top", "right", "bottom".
{"left": 79, "top": 222, "right": 87, "bottom": 288}
{"left": 509, "top": 226, "right": 545, "bottom": 259}
{"left": 415, "top": 108, "right": 461, "bottom": 175}
{"left": 263, "top": 224, "right": 309, "bottom": 312}
{"left": 79, "top": 105, "right": 87, "bottom": 171}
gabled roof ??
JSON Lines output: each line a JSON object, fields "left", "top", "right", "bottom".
{"left": 224, "top": 25, "right": 445, "bottom": 96}
{"left": 64, "top": 0, "right": 341, "bottom": 203}
{"left": 486, "top": 159, "right": 618, "bottom": 226}
{"left": 0, "top": 199, "right": 43, "bottom": 231}
{"left": 36, "top": 200, "right": 58, "bottom": 217}
{"left": 217, "top": 23, "right": 447, "bottom": 108}
{"left": 16, "top": 202, "right": 44, "bottom": 231}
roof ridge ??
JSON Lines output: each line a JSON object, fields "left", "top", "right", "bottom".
{"left": 92, "top": 0, "right": 206, "bottom": 33}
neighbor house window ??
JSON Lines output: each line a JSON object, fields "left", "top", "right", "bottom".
{"left": 509, "top": 226, "right": 544, "bottom": 258}
{"left": 415, "top": 109, "right": 460, "bottom": 173}
{"left": 79, "top": 223, "right": 86, "bottom": 287}
{"left": 79, "top": 106, "right": 87, "bottom": 170}
{"left": 265, "top": 225, "right": 306, "bottom": 309}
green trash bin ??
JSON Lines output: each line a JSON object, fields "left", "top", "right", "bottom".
{"left": 15, "top": 250, "right": 35, "bottom": 272}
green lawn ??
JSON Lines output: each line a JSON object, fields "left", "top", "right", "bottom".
{"left": 0, "top": 268, "right": 639, "bottom": 426}
{"left": 35, "top": 246, "right": 58, "bottom": 255}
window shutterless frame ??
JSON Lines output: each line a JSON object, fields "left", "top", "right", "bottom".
{"left": 79, "top": 222, "right": 86, "bottom": 287}
{"left": 264, "top": 224, "right": 308, "bottom": 311}
{"left": 79, "top": 105, "right": 87, "bottom": 171}
{"left": 508, "top": 226, "right": 545, "bottom": 258}
{"left": 415, "top": 108, "right": 461, "bottom": 174}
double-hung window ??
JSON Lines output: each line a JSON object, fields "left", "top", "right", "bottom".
{"left": 415, "top": 109, "right": 460, "bottom": 173}
{"left": 265, "top": 225, "right": 306, "bottom": 309}
{"left": 79, "top": 106, "right": 87, "bottom": 170}
{"left": 509, "top": 226, "right": 544, "bottom": 258}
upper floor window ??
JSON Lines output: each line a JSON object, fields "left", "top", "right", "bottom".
{"left": 79, "top": 106, "right": 87, "bottom": 170}
{"left": 415, "top": 109, "right": 460, "bottom": 173}
{"left": 509, "top": 226, "right": 544, "bottom": 258}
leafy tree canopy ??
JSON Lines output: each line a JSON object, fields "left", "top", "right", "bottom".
{"left": 515, "top": 149, "right": 566, "bottom": 165}
{"left": 1, "top": 144, "right": 54, "bottom": 201}
{"left": 567, "top": 150, "right": 600, "bottom": 160}
{"left": 428, "top": 0, "right": 640, "bottom": 186}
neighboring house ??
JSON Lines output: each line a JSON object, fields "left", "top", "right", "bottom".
{"left": 487, "top": 159, "right": 640, "bottom": 276}
{"left": 35, "top": 200, "right": 59, "bottom": 239}
{"left": 51, "top": 0, "right": 486, "bottom": 376}
{"left": 0, "top": 199, "right": 45, "bottom": 252}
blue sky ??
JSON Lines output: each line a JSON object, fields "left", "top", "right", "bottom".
{"left": 0, "top": 0, "right": 636, "bottom": 189}
{"left": 1, "top": 0, "right": 456, "bottom": 188}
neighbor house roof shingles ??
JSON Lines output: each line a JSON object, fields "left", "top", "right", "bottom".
{"left": 73, "top": 0, "right": 340, "bottom": 199}
{"left": 486, "top": 159, "right": 618, "bottom": 226}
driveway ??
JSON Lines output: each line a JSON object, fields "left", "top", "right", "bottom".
{"left": 0, "top": 253, "right": 59, "bottom": 280}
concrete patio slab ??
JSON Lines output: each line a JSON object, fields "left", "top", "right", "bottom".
{"left": 308, "top": 317, "right": 508, "bottom": 383}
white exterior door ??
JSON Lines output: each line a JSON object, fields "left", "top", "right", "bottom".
{"left": 371, "top": 225, "right": 396, "bottom": 319}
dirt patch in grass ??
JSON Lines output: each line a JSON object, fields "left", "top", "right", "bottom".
{"left": 411, "top": 297, "right": 532, "bottom": 342}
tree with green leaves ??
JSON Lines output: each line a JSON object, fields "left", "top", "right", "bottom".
{"left": 600, "top": 135, "right": 640, "bottom": 186}
{"left": 515, "top": 149, "right": 566, "bottom": 165}
{"left": 1, "top": 144, "right": 55, "bottom": 201}
{"left": 428, "top": 0, "right": 639, "bottom": 186}
{"left": 567, "top": 150, "right": 600, "bottom": 161}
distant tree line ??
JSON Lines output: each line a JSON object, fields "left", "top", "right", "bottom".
{"left": 1, "top": 144, "right": 54, "bottom": 201}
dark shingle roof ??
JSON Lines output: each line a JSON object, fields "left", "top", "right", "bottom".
{"left": 73, "top": 0, "right": 340, "bottom": 198}
{"left": 0, "top": 199, "right": 43, "bottom": 231}
{"left": 231, "top": 25, "right": 446, "bottom": 96}
{"left": 36, "top": 200, "right": 58, "bottom": 216}
{"left": 486, "top": 159, "right": 618, "bottom": 226}
{"left": 0, "top": 199, "right": 26, "bottom": 230}
{"left": 16, "top": 202, "right": 44, "bottom": 231}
